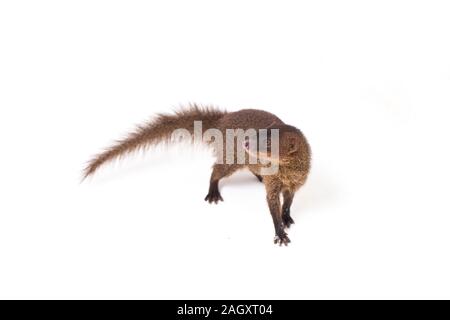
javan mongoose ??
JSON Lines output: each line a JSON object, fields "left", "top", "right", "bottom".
{"left": 83, "top": 105, "right": 311, "bottom": 245}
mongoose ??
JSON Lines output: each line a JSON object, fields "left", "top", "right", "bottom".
{"left": 83, "top": 105, "right": 311, "bottom": 245}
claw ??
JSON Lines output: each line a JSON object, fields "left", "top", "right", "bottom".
{"left": 204, "top": 190, "right": 224, "bottom": 204}
{"left": 274, "top": 232, "right": 291, "bottom": 246}
{"left": 282, "top": 215, "right": 295, "bottom": 229}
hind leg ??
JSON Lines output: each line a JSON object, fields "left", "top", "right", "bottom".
{"left": 248, "top": 165, "right": 263, "bottom": 182}
{"left": 253, "top": 173, "right": 263, "bottom": 182}
{"left": 204, "top": 164, "right": 241, "bottom": 204}
{"left": 282, "top": 190, "right": 295, "bottom": 228}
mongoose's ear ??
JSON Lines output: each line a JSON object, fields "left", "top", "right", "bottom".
{"left": 288, "top": 138, "right": 298, "bottom": 154}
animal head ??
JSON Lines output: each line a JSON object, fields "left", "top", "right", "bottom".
{"left": 244, "top": 124, "right": 307, "bottom": 165}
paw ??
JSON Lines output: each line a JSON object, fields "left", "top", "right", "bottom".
{"left": 204, "top": 190, "right": 223, "bottom": 204}
{"left": 282, "top": 214, "right": 295, "bottom": 229}
{"left": 274, "top": 232, "right": 291, "bottom": 246}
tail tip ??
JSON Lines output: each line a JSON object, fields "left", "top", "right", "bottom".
{"left": 81, "top": 164, "right": 96, "bottom": 182}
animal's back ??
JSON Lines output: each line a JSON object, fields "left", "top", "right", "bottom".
{"left": 217, "top": 109, "right": 284, "bottom": 131}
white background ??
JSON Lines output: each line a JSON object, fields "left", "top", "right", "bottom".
{"left": 1, "top": 1, "right": 449, "bottom": 299}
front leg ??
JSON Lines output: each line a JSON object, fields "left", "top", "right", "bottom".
{"left": 265, "top": 179, "right": 290, "bottom": 246}
{"left": 282, "top": 190, "right": 295, "bottom": 228}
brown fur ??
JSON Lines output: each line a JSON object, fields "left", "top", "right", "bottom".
{"left": 83, "top": 104, "right": 226, "bottom": 178}
{"left": 84, "top": 105, "right": 311, "bottom": 246}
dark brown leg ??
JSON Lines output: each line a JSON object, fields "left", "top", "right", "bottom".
{"left": 248, "top": 165, "right": 263, "bottom": 182}
{"left": 265, "top": 180, "right": 290, "bottom": 246}
{"left": 253, "top": 173, "right": 263, "bottom": 182}
{"left": 204, "top": 164, "right": 241, "bottom": 204}
{"left": 282, "top": 190, "right": 295, "bottom": 228}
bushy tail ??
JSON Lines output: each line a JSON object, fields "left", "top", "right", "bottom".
{"left": 83, "top": 104, "right": 226, "bottom": 179}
